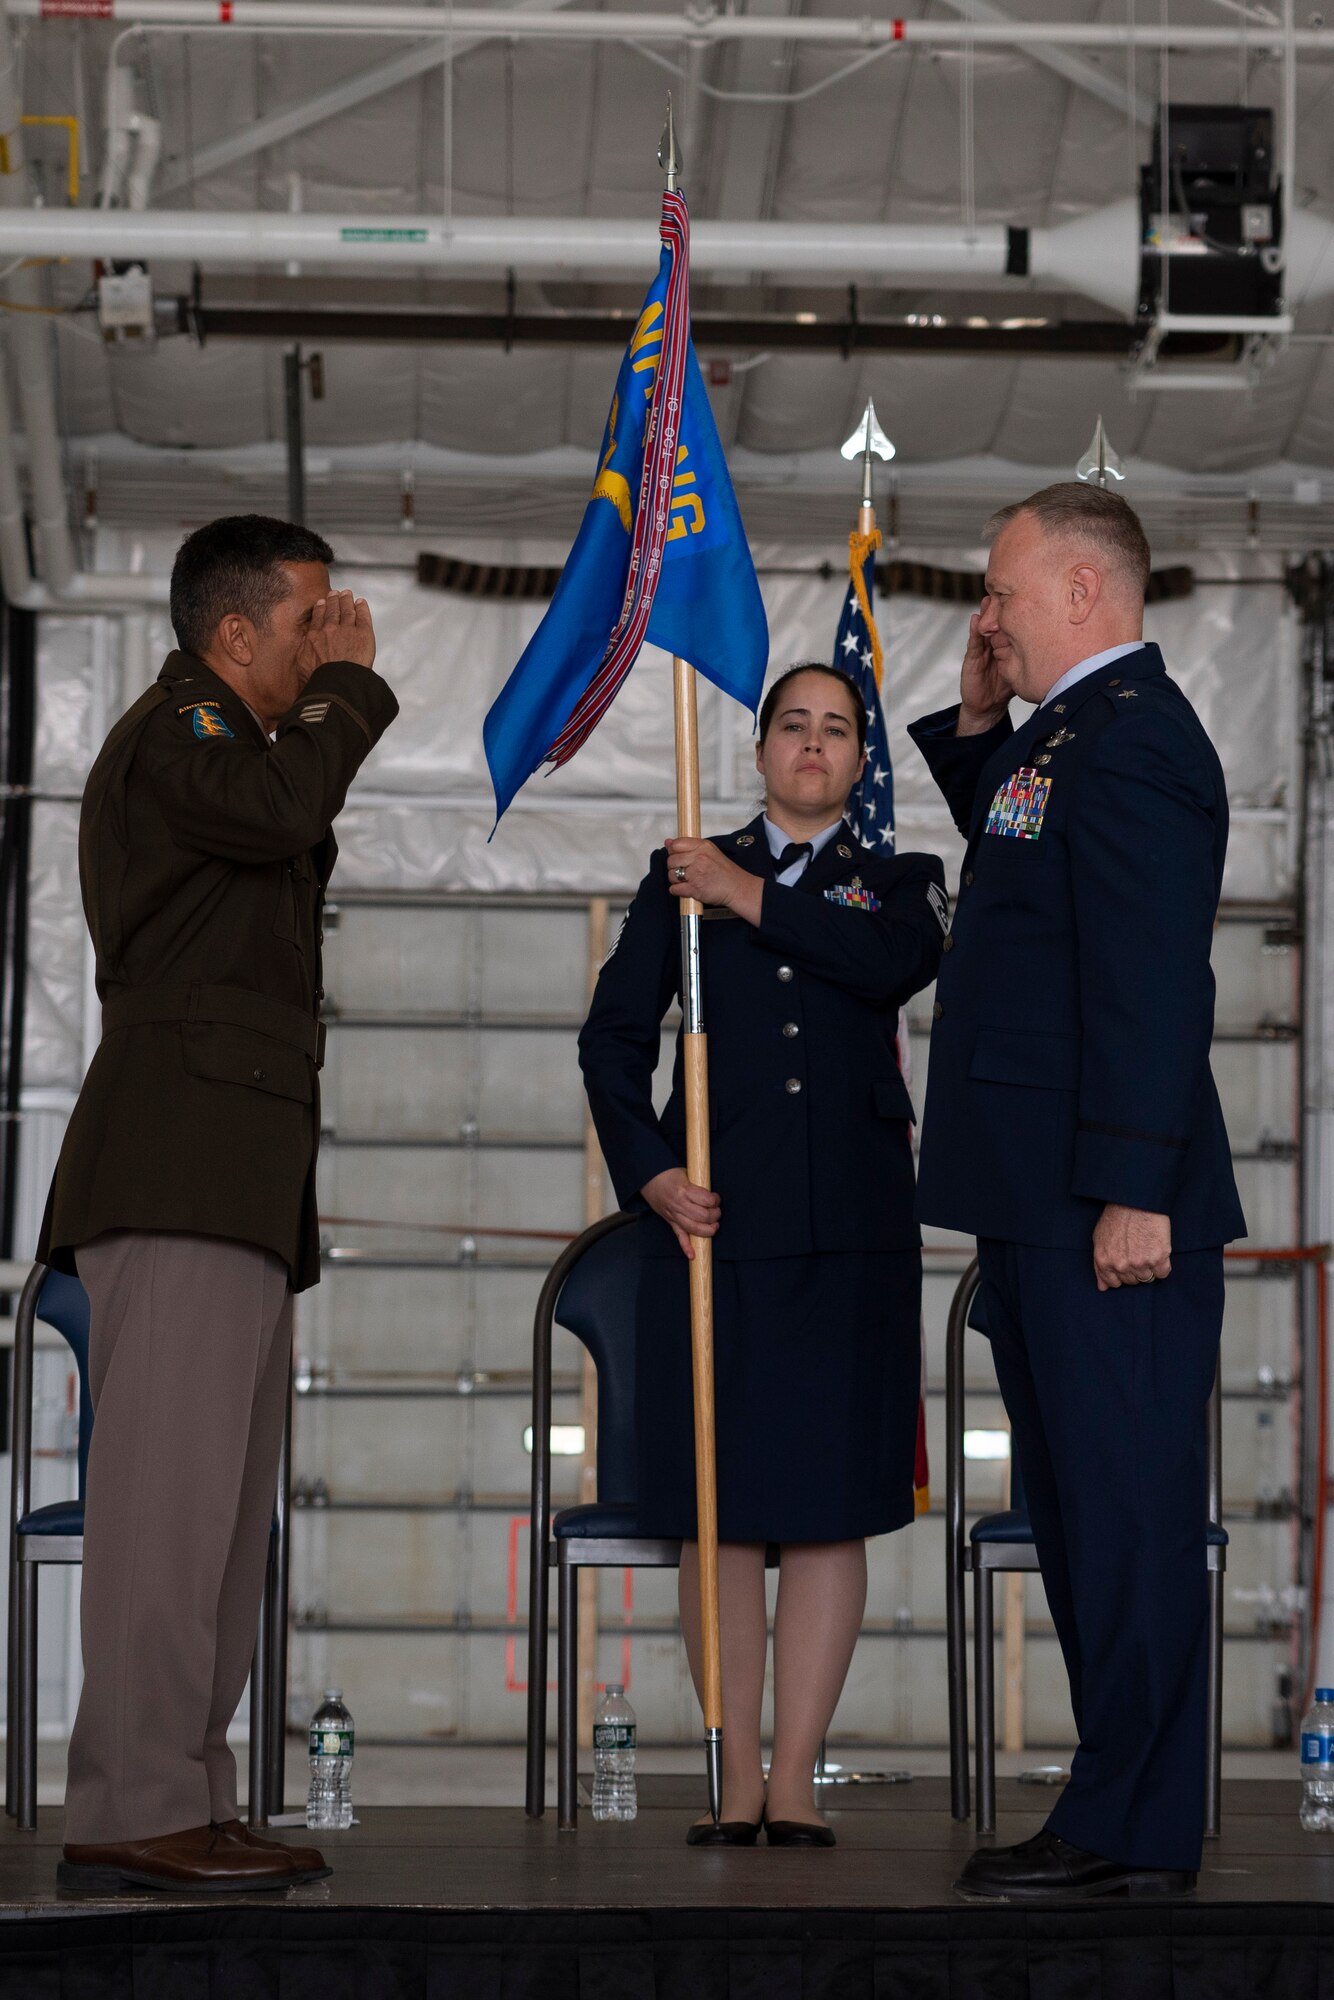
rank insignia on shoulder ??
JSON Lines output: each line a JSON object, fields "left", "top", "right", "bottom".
{"left": 734, "top": 833, "right": 755, "bottom": 847}
{"left": 985, "top": 766, "right": 1052, "bottom": 840}
{"left": 186, "top": 702, "right": 234, "bottom": 740}
{"left": 824, "top": 882, "right": 880, "bottom": 912}
{"left": 300, "top": 702, "right": 330, "bottom": 724}
{"left": 1116, "top": 688, "right": 1138, "bottom": 700}
{"left": 927, "top": 881, "right": 950, "bottom": 934}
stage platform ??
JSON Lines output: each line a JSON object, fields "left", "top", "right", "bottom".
{"left": 0, "top": 1777, "right": 1329, "bottom": 1996}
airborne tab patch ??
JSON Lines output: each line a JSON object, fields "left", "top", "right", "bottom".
{"left": 180, "top": 700, "right": 234, "bottom": 741}
{"left": 985, "top": 767, "right": 1051, "bottom": 840}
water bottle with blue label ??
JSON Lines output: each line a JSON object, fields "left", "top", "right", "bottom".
{"left": 592, "top": 1684, "right": 638, "bottom": 1821}
{"left": 1299, "top": 1687, "right": 1334, "bottom": 1830}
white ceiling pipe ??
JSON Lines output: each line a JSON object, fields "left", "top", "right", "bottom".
{"left": 11, "top": 1, "right": 1334, "bottom": 52}
{"left": 0, "top": 208, "right": 1016, "bottom": 276}
{"left": 6, "top": 202, "right": 1334, "bottom": 317}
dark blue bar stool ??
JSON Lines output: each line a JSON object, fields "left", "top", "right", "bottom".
{"left": 945, "top": 1256, "right": 1226, "bottom": 1838}
{"left": 5, "top": 1262, "right": 293, "bottom": 1830}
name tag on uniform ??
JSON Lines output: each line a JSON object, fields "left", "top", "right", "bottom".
{"left": 985, "top": 767, "right": 1051, "bottom": 840}
{"left": 823, "top": 881, "right": 881, "bottom": 912}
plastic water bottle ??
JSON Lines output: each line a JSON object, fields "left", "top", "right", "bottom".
{"left": 306, "top": 1689, "right": 354, "bottom": 1831}
{"left": 592, "top": 1684, "right": 637, "bottom": 1822}
{"left": 1300, "top": 1687, "right": 1334, "bottom": 1830}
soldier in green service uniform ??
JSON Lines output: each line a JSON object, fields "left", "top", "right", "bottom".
{"left": 41, "top": 516, "right": 398, "bottom": 1897}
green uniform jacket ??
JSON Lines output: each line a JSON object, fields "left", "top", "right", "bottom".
{"left": 37, "top": 649, "right": 399, "bottom": 1292}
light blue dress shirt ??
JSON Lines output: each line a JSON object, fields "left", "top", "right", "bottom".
{"left": 762, "top": 814, "right": 844, "bottom": 887}
{"left": 1038, "top": 640, "right": 1144, "bottom": 710}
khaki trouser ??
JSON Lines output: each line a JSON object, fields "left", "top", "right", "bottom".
{"left": 64, "top": 1231, "right": 293, "bottom": 1845}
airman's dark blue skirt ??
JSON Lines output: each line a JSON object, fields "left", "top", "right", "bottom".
{"left": 634, "top": 1249, "right": 922, "bottom": 1544}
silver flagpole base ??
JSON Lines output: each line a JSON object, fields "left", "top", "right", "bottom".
{"left": 706, "top": 1728, "right": 724, "bottom": 1825}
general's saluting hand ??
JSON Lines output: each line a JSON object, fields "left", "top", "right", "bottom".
{"left": 956, "top": 603, "right": 1011, "bottom": 737}
{"left": 642, "top": 1166, "right": 722, "bottom": 1261}
{"left": 298, "top": 590, "right": 377, "bottom": 677}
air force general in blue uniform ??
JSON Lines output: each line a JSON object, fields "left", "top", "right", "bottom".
{"left": 912, "top": 626, "right": 1244, "bottom": 1889}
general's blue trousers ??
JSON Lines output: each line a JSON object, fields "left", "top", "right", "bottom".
{"left": 976, "top": 1238, "right": 1225, "bottom": 1872}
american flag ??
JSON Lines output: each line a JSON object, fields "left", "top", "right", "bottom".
{"left": 831, "top": 526, "right": 930, "bottom": 1517}
{"left": 835, "top": 531, "right": 895, "bottom": 851}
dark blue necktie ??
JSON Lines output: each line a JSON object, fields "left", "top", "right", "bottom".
{"left": 775, "top": 841, "right": 813, "bottom": 874}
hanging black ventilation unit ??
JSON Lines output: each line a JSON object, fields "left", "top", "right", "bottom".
{"left": 1138, "top": 103, "right": 1285, "bottom": 322}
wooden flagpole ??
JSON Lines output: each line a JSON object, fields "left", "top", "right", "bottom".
{"left": 661, "top": 98, "right": 724, "bottom": 1828}
{"left": 673, "top": 656, "right": 723, "bottom": 1824}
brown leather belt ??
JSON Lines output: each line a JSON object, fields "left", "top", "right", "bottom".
{"left": 102, "top": 982, "right": 326, "bottom": 1068}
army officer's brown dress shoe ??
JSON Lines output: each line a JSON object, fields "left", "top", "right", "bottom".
{"left": 215, "top": 1817, "right": 330, "bottom": 1878}
{"left": 58, "top": 1821, "right": 330, "bottom": 1894}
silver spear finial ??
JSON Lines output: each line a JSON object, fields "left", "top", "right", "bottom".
{"left": 840, "top": 397, "right": 896, "bottom": 508}
{"left": 1076, "top": 415, "right": 1126, "bottom": 490}
{"left": 658, "top": 95, "right": 681, "bottom": 192}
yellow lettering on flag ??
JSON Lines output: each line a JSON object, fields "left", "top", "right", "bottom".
{"left": 667, "top": 445, "right": 706, "bottom": 541}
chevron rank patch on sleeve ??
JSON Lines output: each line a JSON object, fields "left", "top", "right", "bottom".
{"left": 300, "top": 701, "right": 331, "bottom": 724}
{"left": 927, "top": 881, "right": 950, "bottom": 933}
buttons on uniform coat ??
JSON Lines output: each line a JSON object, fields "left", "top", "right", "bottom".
{"left": 963, "top": 870, "right": 974, "bottom": 887}
{"left": 932, "top": 1001, "right": 944, "bottom": 1021}
{"left": 253, "top": 1068, "right": 267, "bottom": 1081}
{"left": 777, "top": 965, "right": 794, "bottom": 982}
{"left": 782, "top": 1022, "right": 800, "bottom": 1037}
{"left": 942, "top": 936, "right": 955, "bottom": 953}
{"left": 785, "top": 1078, "right": 803, "bottom": 1094}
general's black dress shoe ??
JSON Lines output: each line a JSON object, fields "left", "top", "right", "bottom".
{"left": 954, "top": 1829, "right": 1196, "bottom": 1903}
{"left": 686, "top": 1816, "right": 763, "bottom": 1847}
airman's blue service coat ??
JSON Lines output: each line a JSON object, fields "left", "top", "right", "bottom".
{"left": 908, "top": 643, "right": 1245, "bottom": 1250}
{"left": 579, "top": 815, "right": 948, "bottom": 1259}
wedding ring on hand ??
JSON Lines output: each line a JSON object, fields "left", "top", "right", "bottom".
{"left": 674, "top": 865, "right": 687, "bottom": 881}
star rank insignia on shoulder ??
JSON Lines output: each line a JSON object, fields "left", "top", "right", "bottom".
{"left": 1116, "top": 688, "right": 1138, "bottom": 700}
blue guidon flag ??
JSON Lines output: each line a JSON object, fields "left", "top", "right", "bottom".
{"left": 483, "top": 189, "right": 769, "bottom": 824}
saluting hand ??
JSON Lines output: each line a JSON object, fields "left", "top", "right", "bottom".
{"left": 297, "top": 590, "right": 377, "bottom": 677}
{"left": 957, "top": 605, "right": 1010, "bottom": 737}
{"left": 1093, "top": 1204, "right": 1173, "bottom": 1292}
{"left": 665, "top": 838, "right": 763, "bottom": 926}
{"left": 642, "top": 1167, "right": 722, "bottom": 1261}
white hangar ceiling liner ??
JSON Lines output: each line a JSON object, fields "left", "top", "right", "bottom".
{"left": 9, "top": 2, "right": 1334, "bottom": 487}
